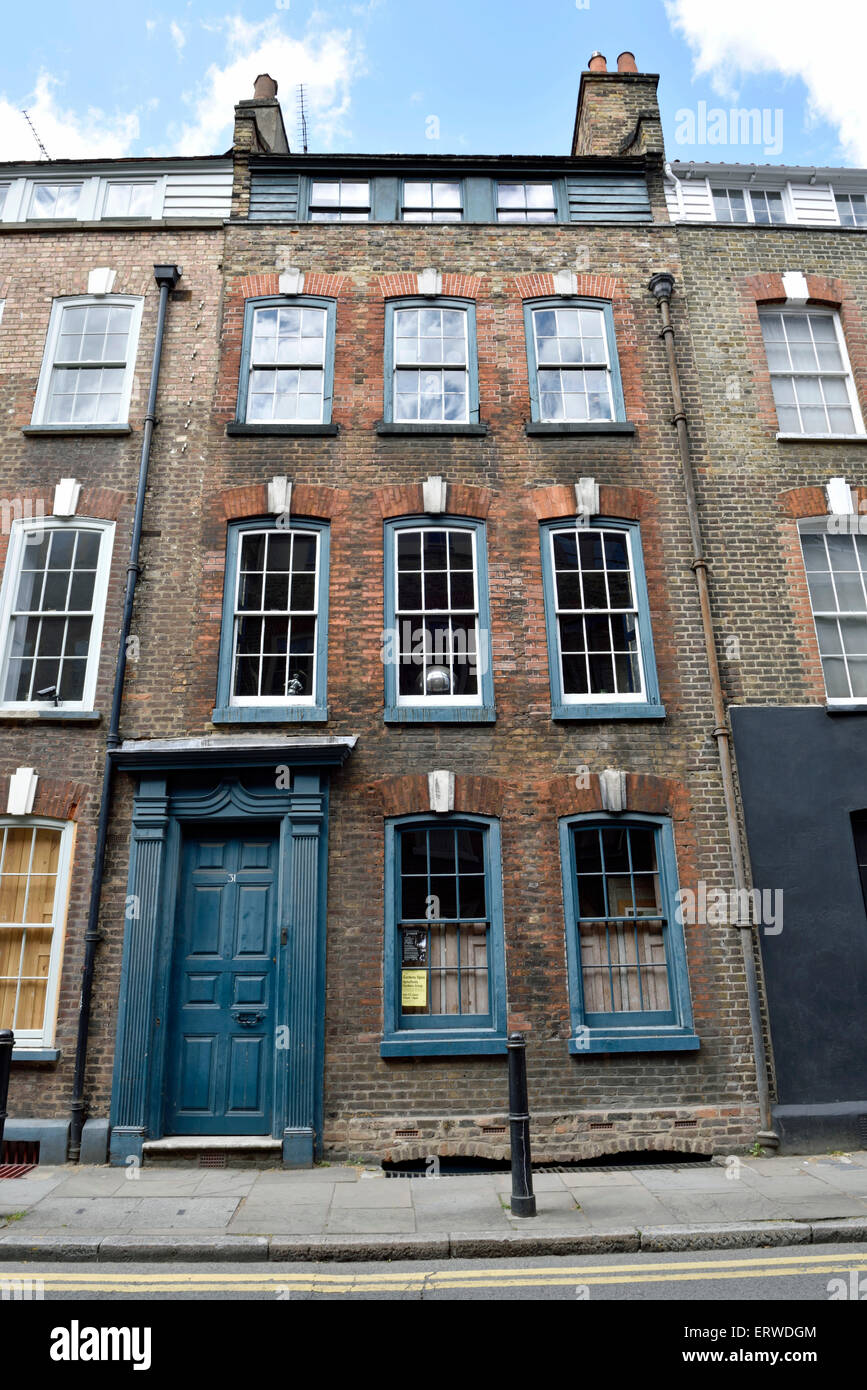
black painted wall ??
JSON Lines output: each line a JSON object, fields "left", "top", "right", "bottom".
{"left": 731, "top": 706, "right": 867, "bottom": 1147}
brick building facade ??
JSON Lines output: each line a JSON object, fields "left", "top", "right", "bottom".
{"left": 1, "top": 51, "right": 860, "bottom": 1166}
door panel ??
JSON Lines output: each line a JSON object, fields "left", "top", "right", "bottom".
{"left": 165, "top": 830, "right": 279, "bottom": 1136}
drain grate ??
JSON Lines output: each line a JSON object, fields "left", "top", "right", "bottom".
{"left": 198, "top": 1152, "right": 227, "bottom": 1168}
{"left": 0, "top": 1163, "right": 37, "bottom": 1179}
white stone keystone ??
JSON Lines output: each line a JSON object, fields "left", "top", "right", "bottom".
{"left": 599, "top": 768, "right": 627, "bottom": 814}
{"left": 826, "top": 477, "right": 854, "bottom": 515}
{"left": 53, "top": 478, "right": 81, "bottom": 518}
{"left": 417, "top": 268, "right": 442, "bottom": 297}
{"left": 423, "top": 475, "right": 448, "bottom": 514}
{"left": 87, "top": 267, "right": 116, "bottom": 296}
{"left": 553, "top": 269, "right": 578, "bottom": 297}
{"left": 575, "top": 477, "right": 599, "bottom": 519}
{"left": 278, "top": 268, "right": 304, "bottom": 296}
{"left": 428, "top": 770, "right": 455, "bottom": 814}
{"left": 781, "top": 270, "right": 809, "bottom": 305}
{"left": 268, "top": 477, "right": 292, "bottom": 516}
{"left": 8, "top": 767, "right": 38, "bottom": 816}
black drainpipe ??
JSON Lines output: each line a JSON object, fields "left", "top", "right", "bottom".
{"left": 68, "top": 263, "right": 181, "bottom": 1162}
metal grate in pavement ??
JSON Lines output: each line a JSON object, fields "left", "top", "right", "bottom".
{"left": 0, "top": 1163, "right": 37, "bottom": 1179}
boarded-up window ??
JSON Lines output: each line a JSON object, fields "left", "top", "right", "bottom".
{"left": 0, "top": 825, "right": 65, "bottom": 1036}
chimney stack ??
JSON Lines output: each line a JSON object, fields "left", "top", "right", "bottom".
{"left": 571, "top": 49, "right": 664, "bottom": 159}
{"left": 233, "top": 73, "right": 289, "bottom": 158}
{"left": 231, "top": 73, "right": 290, "bottom": 219}
{"left": 253, "top": 73, "right": 279, "bottom": 100}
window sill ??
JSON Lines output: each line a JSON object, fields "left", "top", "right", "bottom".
{"left": 569, "top": 1030, "right": 700, "bottom": 1054}
{"left": 776, "top": 433, "right": 867, "bottom": 443}
{"left": 11, "top": 1048, "right": 61, "bottom": 1063}
{"left": 381, "top": 1034, "right": 508, "bottom": 1057}
{"left": 226, "top": 422, "right": 340, "bottom": 437}
{"left": 552, "top": 701, "right": 665, "bottom": 721}
{"left": 525, "top": 421, "right": 636, "bottom": 436}
{"left": 384, "top": 705, "right": 496, "bottom": 724}
{"left": 22, "top": 425, "right": 132, "bottom": 436}
{"left": 825, "top": 702, "right": 867, "bottom": 714}
{"left": 212, "top": 705, "right": 328, "bottom": 724}
{"left": 0, "top": 708, "right": 101, "bottom": 722}
{"left": 376, "top": 422, "right": 489, "bottom": 437}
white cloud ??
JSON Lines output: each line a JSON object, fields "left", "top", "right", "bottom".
{"left": 170, "top": 21, "right": 187, "bottom": 55}
{"left": 666, "top": 0, "right": 867, "bottom": 164}
{"left": 172, "top": 13, "right": 366, "bottom": 155}
{"left": 0, "top": 71, "right": 140, "bottom": 161}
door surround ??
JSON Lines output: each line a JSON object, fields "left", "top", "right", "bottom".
{"left": 108, "top": 737, "right": 354, "bottom": 1167}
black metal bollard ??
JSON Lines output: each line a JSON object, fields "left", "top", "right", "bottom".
{"left": 508, "top": 1032, "right": 536, "bottom": 1217}
{"left": 0, "top": 1030, "right": 14, "bottom": 1156}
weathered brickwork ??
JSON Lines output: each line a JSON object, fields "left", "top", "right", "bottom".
{"left": 0, "top": 209, "right": 765, "bottom": 1159}
{"left": 675, "top": 226, "right": 867, "bottom": 708}
{"left": 0, "top": 226, "right": 226, "bottom": 1121}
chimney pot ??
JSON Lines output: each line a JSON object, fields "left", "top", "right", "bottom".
{"left": 253, "top": 73, "right": 278, "bottom": 99}
{"left": 588, "top": 52, "right": 607, "bottom": 73}
{"left": 617, "top": 51, "right": 638, "bottom": 73}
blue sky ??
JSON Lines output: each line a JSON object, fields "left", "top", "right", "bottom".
{"left": 0, "top": 0, "right": 864, "bottom": 167}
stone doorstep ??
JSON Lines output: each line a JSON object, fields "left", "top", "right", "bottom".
{"left": 141, "top": 1137, "right": 284, "bottom": 1169}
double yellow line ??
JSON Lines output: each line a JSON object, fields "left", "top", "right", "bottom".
{"left": 4, "top": 1250, "right": 866, "bottom": 1295}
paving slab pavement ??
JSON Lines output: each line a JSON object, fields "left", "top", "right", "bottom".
{"left": 1, "top": 1151, "right": 867, "bottom": 1261}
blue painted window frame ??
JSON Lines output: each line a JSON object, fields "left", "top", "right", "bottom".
{"left": 383, "top": 298, "right": 479, "bottom": 425}
{"left": 383, "top": 514, "right": 495, "bottom": 723}
{"left": 523, "top": 297, "right": 626, "bottom": 423}
{"left": 540, "top": 516, "right": 665, "bottom": 720}
{"left": 560, "top": 812, "right": 700, "bottom": 1054}
{"left": 381, "top": 813, "right": 508, "bottom": 1056}
{"left": 235, "top": 295, "right": 337, "bottom": 425}
{"left": 212, "top": 516, "right": 330, "bottom": 724}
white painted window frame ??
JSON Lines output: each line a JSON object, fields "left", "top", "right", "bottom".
{"left": 0, "top": 817, "right": 74, "bottom": 1050}
{"left": 0, "top": 516, "right": 115, "bottom": 712}
{"left": 799, "top": 518, "right": 867, "bottom": 707}
{"left": 31, "top": 294, "right": 144, "bottom": 428}
{"left": 833, "top": 190, "right": 867, "bottom": 227}
{"left": 550, "top": 523, "right": 647, "bottom": 705}
{"left": 711, "top": 183, "right": 792, "bottom": 225}
{"left": 762, "top": 307, "right": 865, "bottom": 437}
{"left": 98, "top": 176, "right": 165, "bottom": 220}
{"left": 393, "top": 524, "right": 483, "bottom": 708}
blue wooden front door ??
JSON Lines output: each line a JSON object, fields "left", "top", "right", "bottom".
{"left": 165, "top": 829, "right": 279, "bottom": 1135}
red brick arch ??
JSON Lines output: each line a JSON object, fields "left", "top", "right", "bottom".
{"left": 374, "top": 482, "right": 493, "bottom": 521}
{"left": 538, "top": 771, "right": 690, "bottom": 822}
{"left": 530, "top": 482, "right": 654, "bottom": 523}
{"left": 0, "top": 775, "right": 86, "bottom": 821}
{"left": 374, "top": 773, "right": 505, "bottom": 818}
{"left": 377, "top": 274, "right": 483, "bottom": 300}
{"left": 0, "top": 487, "right": 128, "bottom": 570}
{"left": 213, "top": 482, "right": 342, "bottom": 524}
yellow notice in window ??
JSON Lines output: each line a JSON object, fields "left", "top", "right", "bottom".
{"left": 401, "top": 969, "right": 427, "bottom": 1007}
